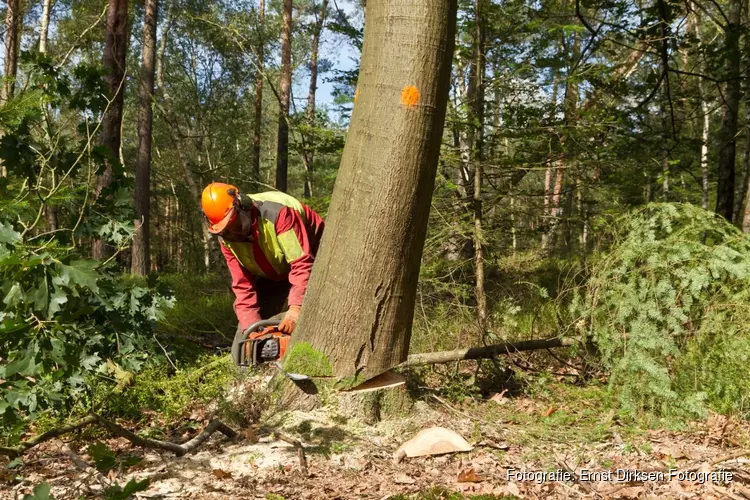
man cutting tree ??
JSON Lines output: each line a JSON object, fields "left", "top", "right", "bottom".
{"left": 201, "top": 182, "right": 325, "bottom": 365}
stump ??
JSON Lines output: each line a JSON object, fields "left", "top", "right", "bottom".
{"left": 274, "top": 370, "right": 413, "bottom": 424}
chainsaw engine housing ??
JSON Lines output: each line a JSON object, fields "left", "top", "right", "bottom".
{"left": 234, "top": 319, "right": 290, "bottom": 367}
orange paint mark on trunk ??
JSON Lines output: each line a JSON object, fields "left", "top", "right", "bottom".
{"left": 400, "top": 86, "right": 420, "bottom": 108}
{"left": 354, "top": 86, "right": 359, "bottom": 102}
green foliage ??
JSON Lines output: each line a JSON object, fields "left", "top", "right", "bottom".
{"left": 87, "top": 441, "right": 142, "bottom": 473}
{"left": 104, "top": 479, "right": 151, "bottom": 500}
{"left": 573, "top": 203, "right": 750, "bottom": 417}
{"left": 23, "top": 483, "right": 54, "bottom": 500}
{"left": 0, "top": 225, "right": 174, "bottom": 442}
{"left": 95, "top": 354, "right": 232, "bottom": 424}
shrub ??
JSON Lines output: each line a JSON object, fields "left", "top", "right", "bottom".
{"left": 0, "top": 223, "right": 174, "bottom": 443}
{"left": 572, "top": 203, "right": 750, "bottom": 418}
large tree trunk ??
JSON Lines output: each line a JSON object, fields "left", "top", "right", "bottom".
{"left": 92, "top": 0, "right": 130, "bottom": 260}
{"left": 39, "top": 0, "right": 54, "bottom": 54}
{"left": 132, "top": 0, "right": 159, "bottom": 275}
{"left": 275, "top": 0, "right": 293, "bottom": 193}
{"left": 1, "top": 0, "right": 19, "bottom": 103}
{"left": 471, "top": 0, "right": 487, "bottom": 330}
{"left": 303, "top": 0, "right": 328, "bottom": 199}
{"left": 715, "top": 0, "right": 742, "bottom": 222}
{"left": 252, "top": 0, "right": 265, "bottom": 185}
{"left": 286, "top": 0, "right": 457, "bottom": 382}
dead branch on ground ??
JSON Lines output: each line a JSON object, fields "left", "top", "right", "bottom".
{"left": 0, "top": 415, "right": 237, "bottom": 459}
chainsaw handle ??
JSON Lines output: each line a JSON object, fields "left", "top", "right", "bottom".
{"left": 232, "top": 319, "right": 282, "bottom": 367}
{"left": 241, "top": 319, "right": 281, "bottom": 338}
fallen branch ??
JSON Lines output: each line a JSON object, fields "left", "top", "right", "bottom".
{"left": 0, "top": 415, "right": 237, "bottom": 459}
{"left": 96, "top": 416, "right": 237, "bottom": 457}
{"left": 398, "top": 337, "right": 577, "bottom": 368}
{"left": 684, "top": 449, "right": 750, "bottom": 473}
{"left": 0, "top": 415, "right": 98, "bottom": 458}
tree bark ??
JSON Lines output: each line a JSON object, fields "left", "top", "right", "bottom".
{"left": 92, "top": 0, "right": 130, "bottom": 260}
{"left": 715, "top": 0, "right": 742, "bottom": 222}
{"left": 1, "top": 0, "right": 19, "bottom": 103}
{"left": 275, "top": 0, "right": 293, "bottom": 193}
{"left": 303, "top": 0, "right": 328, "bottom": 198}
{"left": 543, "top": 32, "right": 579, "bottom": 252}
{"left": 132, "top": 0, "right": 159, "bottom": 275}
{"left": 471, "top": 0, "right": 487, "bottom": 330}
{"left": 39, "top": 0, "right": 54, "bottom": 54}
{"left": 737, "top": 1, "right": 750, "bottom": 224}
{"left": 252, "top": 0, "right": 265, "bottom": 185}
{"left": 39, "top": 0, "right": 59, "bottom": 231}
{"left": 286, "top": 0, "right": 457, "bottom": 382}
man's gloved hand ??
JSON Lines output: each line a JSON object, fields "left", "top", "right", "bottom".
{"left": 278, "top": 305, "right": 301, "bottom": 334}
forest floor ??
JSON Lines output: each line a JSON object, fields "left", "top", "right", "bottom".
{"left": 2, "top": 374, "right": 750, "bottom": 500}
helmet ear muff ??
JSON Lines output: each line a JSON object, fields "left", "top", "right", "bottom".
{"left": 227, "top": 188, "right": 245, "bottom": 210}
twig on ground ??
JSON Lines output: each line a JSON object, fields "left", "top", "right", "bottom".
{"left": 684, "top": 449, "right": 750, "bottom": 472}
{"left": 272, "top": 431, "right": 309, "bottom": 476}
{"left": 708, "top": 484, "right": 745, "bottom": 500}
{"left": 555, "top": 455, "right": 601, "bottom": 498}
{"left": 61, "top": 445, "right": 109, "bottom": 487}
{"left": 430, "top": 394, "right": 475, "bottom": 421}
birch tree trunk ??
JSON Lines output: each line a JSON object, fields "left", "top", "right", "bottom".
{"left": 92, "top": 0, "right": 130, "bottom": 260}
{"left": 39, "top": 0, "right": 54, "bottom": 54}
{"left": 286, "top": 0, "right": 457, "bottom": 382}
{"left": 132, "top": 0, "right": 159, "bottom": 275}
{"left": 275, "top": 0, "right": 293, "bottom": 193}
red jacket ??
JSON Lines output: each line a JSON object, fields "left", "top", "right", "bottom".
{"left": 220, "top": 192, "right": 324, "bottom": 329}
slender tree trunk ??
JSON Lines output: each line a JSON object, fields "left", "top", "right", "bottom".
{"left": 543, "top": 32, "right": 579, "bottom": 252}
{"left": 303, "top": 0, "right": 328, "bottom": 198}
{"left": 39, "top": 0, "right": 54, "bottom": 53}
{"left": 471, "top": 0, "right": 487, "bottom": 330}
{"left": 1, "top": 0, "right": 19, "bottom": 103}
{"left": 275, "top": 0, "right": 293, "bottom": 193}
{"left": 687, "top": 7, "right": 711, "bottom": 210}
{"left": 252, "top": 0, "right": 265, "bottom": 184}
{"left": 288, "top": 0, "right": 457, "bottom": 381}
{"left": 92, "top": 0, "right": 130, "bottom": 260}
{"left": 716, "top": 0, "right": 742, "bottom": 221}
{"left": 132, "top": 0, "right": 159, "bottom": 275}
{"left": 38, "top": 1, "right": 60, "bottom": 231}
{"left": 541, "top": 71, "right": 559, "bottom": 248}
{"left": 656, "top": 0, "right": 673, "bottom": 201}
{"left": 155, "top": 1, "right": 211, "bottom": 270}
{"left": 659, "top": 96, "right": 670, "bottom": 200}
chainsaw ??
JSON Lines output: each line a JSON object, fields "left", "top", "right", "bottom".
{"left": 232, "top": 318, "right": 311, "bottom": 382}
{"left": 233, "top": 319, "right": 290, "bottom": 367}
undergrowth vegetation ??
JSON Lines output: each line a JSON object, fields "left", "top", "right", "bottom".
{"left": 573, "top": 203, "right": 750, "bottom": 418}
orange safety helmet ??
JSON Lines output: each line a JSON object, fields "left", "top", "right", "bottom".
{"left": 201, "top": 182, "right": 240, "bottom": 234}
